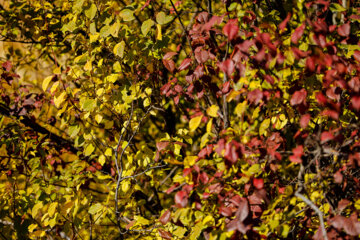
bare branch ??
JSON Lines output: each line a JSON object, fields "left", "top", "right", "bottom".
{"left": 295, "top": 192, "right": 328, "bottom": 240}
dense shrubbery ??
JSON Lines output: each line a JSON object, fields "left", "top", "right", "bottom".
{"left": 0, "top": 0, "right": 360, "bottom": 239}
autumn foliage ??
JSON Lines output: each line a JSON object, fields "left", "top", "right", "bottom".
{"left": 1, "top": 0, "right": 360, "bottom": 239}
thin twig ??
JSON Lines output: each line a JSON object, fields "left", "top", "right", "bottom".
{"left": 114, "top": 105, "right": 153, "bottom": 234}
{"left": 160, "top": 166, "right": 178, "bottom": 185}
{"left": 169, "top": 0, "right": 195, "bottom": 59}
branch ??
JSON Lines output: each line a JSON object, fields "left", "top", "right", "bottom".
{"left": 0, "top": 103, "right": 79, "bottom": 155}
{"left": 294, "top": 192, "right": 328, "bottom": 240}
{"left": 169, "top": 0, "right": 195, "bottom": 59}
{"left": 295, "top": 161, "right": 328, "bottom": 240}
{"left": 114, "top": 104, "right": 153, "bottom": 234}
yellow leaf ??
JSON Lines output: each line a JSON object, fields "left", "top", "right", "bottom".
{"left": 50, "top": 81, "right": 59, "bottom": 93}
{"left": 234, "top": 101, "right": 247, "bottom": 116}
{"left": 206, "top": 118, "right": 213, "bottom": 133}
{"left": 42, "top": 76, "right": 53, "bottom": 92}
{"left": 189, "top": 115, "right": 203, "bottom": 132}
{"left": 156, "top": 24, "right": 162, "bottom": 40}
{"left": 203, "top": 215, "right": 215, "bottom": 227}
{"left": 99, "top": 155, "right": 106, "bottom": 166}
{"left": 84, "top": 143, "right": 95, "bottom": 156}
{"left": 32, "top": 202, "right": 43, "bottom": 218}
{"left": 28, "top": 223, "right": 38, "bottom": 233}
{"left": 134, "top": 216, "right": 150, "bottom": 225}
{"left": 184, "top": 156, "right": 197, "bottom": 167}
{"left": 53, "top": 66, "right": 61, "bottom": 74}
{"left": 88, "top": 203, "right": 102, "bottom": 215}
{"left": 95, "top": 114, "right": 103, "bottom": 124}
{"left": 122, "top": 180, "right": 130, "bottom": 193}
{"left": 259, "top": 118, "right": 270, "bottom": 136}
{"left": 207, "top": 105, "right": 219, "bottom": 117}
{"left": 54, "top": 92, "right": 66, "bottom": 108}
{"left": 114, "top": 41, "right": 125, "bottom": 58}
{"left": 84, "top": 60, "right": 92, "bottom": 71}
{"left": 48, "top": 202, "right": 58, "bottom": 218}
{"left": 104, "top": 148, "right": 112, "bottom": 156}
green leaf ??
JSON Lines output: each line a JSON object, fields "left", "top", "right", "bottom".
{"left": 156, "top": 12, "right": 174, "bottom": 25}
{"left": 88, "top": 203, "right": 102, "bottom": 215}
{"left": 120, "top": 9, "right": 135, "bottom": 21}
{"left": 100, "top": 25, "right": 111, "bottom": 38}
{"left": 114, "top": 41, "right": 125, "bottom": 58}
{"left": 84, "top": 143, "right": 95, "bottom": 156}
{"left": 189, "top": 115, "right": 203, "bottom": 132}
{"left": 110, "top": 20, "right": 120, "bottom": 37}
{"left": 82, "top": 98, "right": 96, "bottom": 111}
{"left": 85, "top": 3, "right": 97, "bottom": 20}
{"left": 330, "top": 3, "right": 347, "bottom": 12}
{"left": 68, "top": 125, "right": 80, "bottom": 138}
{"left": 141, "top": 19, "right": 154, "bottom": 36}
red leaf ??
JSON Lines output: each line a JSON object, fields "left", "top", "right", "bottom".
{"left": 348, "top": 77, "right": 360, "bottom": 92}
{"left": 163, "top": 52, "right": 177, "bottom": 60}
{"left": 159, "top": 210, "right": 171, "bottom": 225}
{"left": 338, "top": 199, "right": 350, "bottom": 212}
{"left": 219, "top": 59, "right": 235, "bottom": 77}
{"left": 290, "top": 89, "right": 307, "bottom": 106}
{"left": 320, "top": 131, "right": 334, "bottom": 143}
{"left": 199, "top": 172, "right": 209, "bottom": 184}
{"left": 321, "top": 109, "right": 339, "bottom": 120}
{"left": 195, "top": 49, "right": 209, "bottom": 64}
{"left": 334, "top": 171, "right": 343, "bottom": 183}
{"left": 158, "top": 229, "right": 172, "bottom": 240}
{"left": 316, "top": 92, "right": 327, "bottom": 105}
{"left": 300, "top": 114, "right": 311, "bottom": 128}
{"left": 174, "top": 191, "right": 188, "bottom": 208}
{"left": 223, "top": 19, "right": 238, "bottom": 40}
{"left": 2, "top": 61, "right": 12, "bottom": 72}
{"left": 292, "top": 145, "right": 303, "bottom": 157}
{"left": 326, "top": 87, "right": 340, "bottom": 101}
{"left": 235, "top": 199, "right": 249, "bottom": 222}
{"left": 226, "top": 219, "right": 249, "bottom": 234}
{"left": 306, "top": 56, "right": 316, "bottom": 72}
{"left": 354, "top": 50, "right": 360, "bottom": 62}
{"left": 279, "top": 12, "right": 291, "bottom": 31}
{"left": 222, "top": 81, "right": 230, "bottom": 94}
{"left": 338, "top": 22, "right": 350, "bottom": 37}
{"left": 343, "top": 214, "right": 360, "bottom": 236}
{"left": 291, "top": 23, "right": 305, "bottom": 44}
{"left": 174, "top": 95, "right": 180, "bottom": 105}
{"left": 224, "top": 141, "right": 239, "bottom": 164}
{"left": 162, "top": 59, "right": 175, "bottom": 73}
{"left": 178, "top": 58, "right": 192, "bottom": 71}
{"left": 126, "top": 220, "right": 135, "bottom": 230}
{"left": 253, "top": 178, "right": 264, "bottom": 190}
{"left": 219, "top": 206, "right": 233, "bottom": 217}
{"left": 351, "top": 96, "right": 360, "bottom": 111}
{"left": 289, "top": 155, "right": 302, "bottom": 163}
{"left": 247, "top": 89, "right": 263, "bottom": 105}
{"left": 265, "top": 75, "right": 275, "bottom": 84}
{"left": 156, "top": 141, "right": 169, "bottom": 151}
{"left": 330, "top": 215, "right": 345, "bottom": 229}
